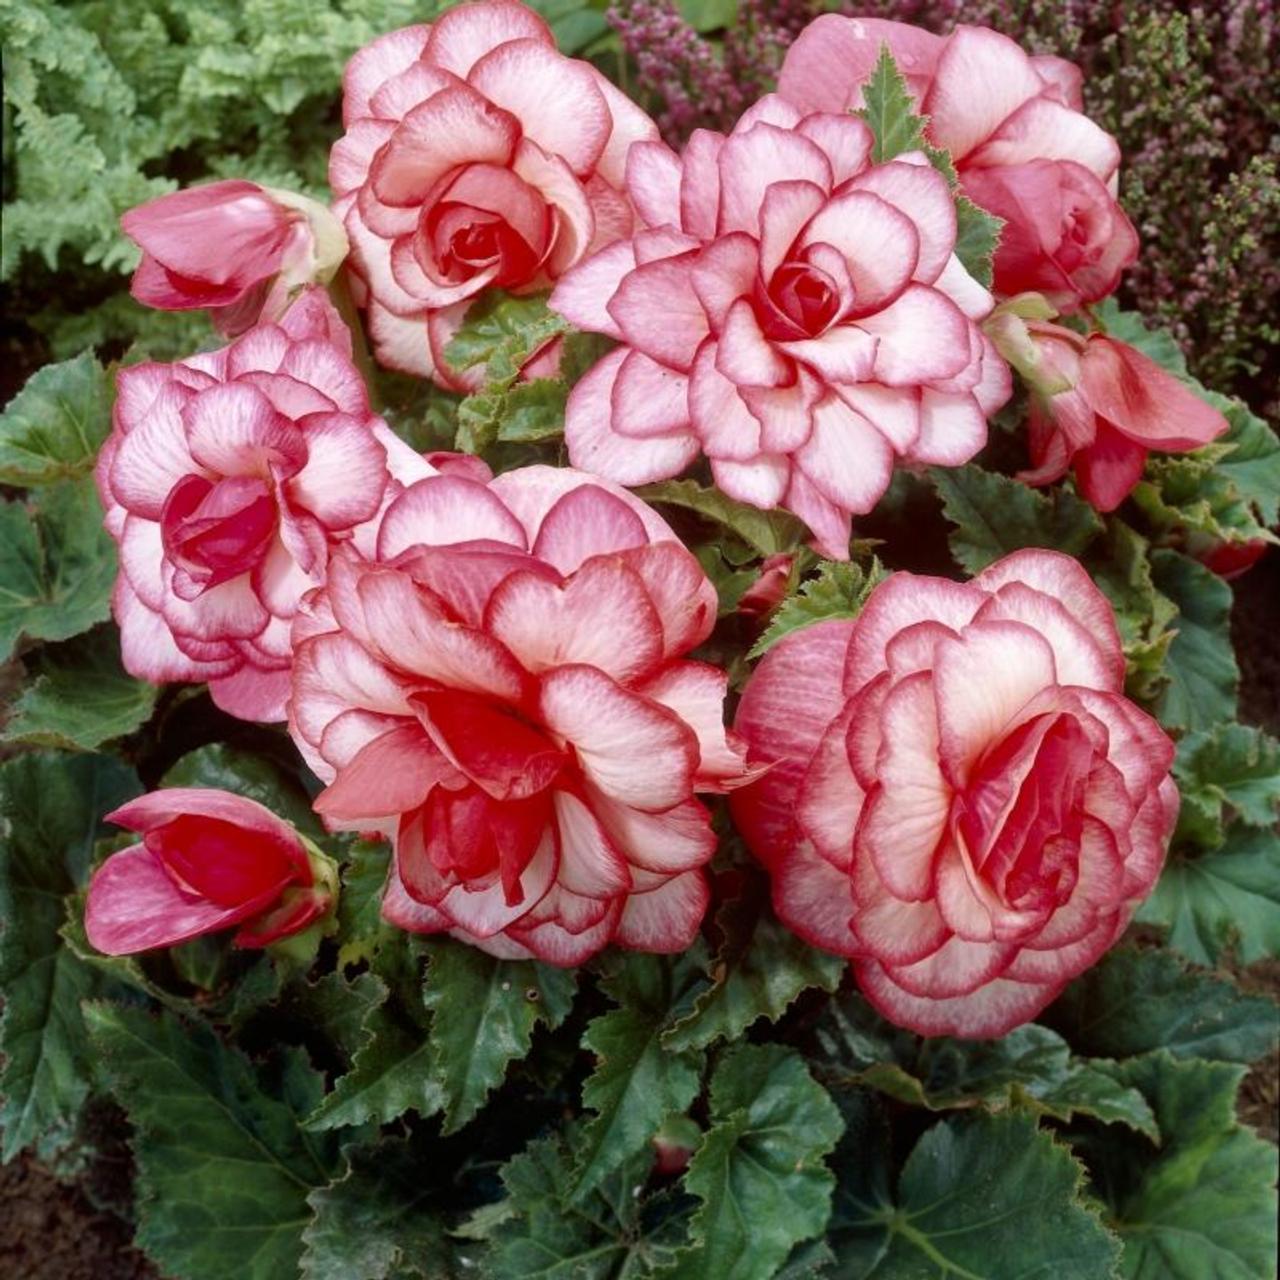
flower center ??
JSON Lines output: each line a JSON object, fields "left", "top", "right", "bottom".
{"left": 160, "top": 473, "right": 278, "bottom": 589}
{"left": 768, "top": 260, "right": 840, "bottom": 337}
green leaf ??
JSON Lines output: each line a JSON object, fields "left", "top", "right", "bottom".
{"left": 817, "top": 996, "right": 1157, "bottom": 1138}
{"left": 1133, "top": 447, "right": 1276, "bottom": 550}
{"left": 830, "top": 1109, "right": 1120, "bottom": 1278}
{"left": 953, "top": 194, "right": 1002, "bottom": 289}
{"left": 1088, "top": 519, "right": 1177, "bottom": 705}
{"left": 1149, "top": 548, "right": 1239, "bottom": 732}
{"left": 0, "top": 750, "right": 139, "bottom": 1160}
{"left": 1046, "top": 947, "right": 1279, "bottom": 1065}
{"left": 658, "top": 1044, "right": 843, "bottom": 1280}
{"left": 932, "top": 464, "right": 1103, "bottom": 574}
{"left": 422, "top": 939, "right": 576, "bottom": 1133}
{"left": 748, "top": 558, "right": 888, "bottom": 659}
{"left": 677, "top": 0, "right": 737, "bottom": 32}
{"left": 1175, "top": 722, "right": 1280, "bottom": 837}
{"left": 662, "top": 887, "right": 844, "bottom": 1053}
{"left": 0, "top": 352, "right": 112, "bottom": 486}
{"left": 1092, "top": 1053, "right": 1277, "bottom": 1280}
{"left": 485, "top": 1133, "right": 688, "bottom": 1278}
{"left": 1137, "top": 825, "right": 1280, "bottom": 966}
{"left": 162, "top": 743, "right": 322, "bottom": 837}
{"left": 638, "top": 478, "right": 809, "bottom": 557}
{"left": 301, "top": 1136, "right": 455, "bottom": 1280}
{"left": 85, "top": 1003, "right": 339, "bottom": 1280}
{"left": 285, "top": 971, "right": 388, "bottom": 1068}
{"left": 0, "top": 476, "right": 117, "bottom": 660}
{"left": 856, "top": 45, "right": 955, "bottom": 182}
{"left": 304, "top": 1001, "right": 445, "bottom": 1133}
{"left": 335, "top": 839, "right": 396, "bottom": 970}
{"left": 1207, "top": 390, "right": 1280, "bottom": 527}
{"left": 445, "top": 292, "right": 571, "bottom": 453}
{"left": 2, "top": 626, "right": 157, "bottom": 750}
{"left": 573, "top": 952, "right": 707, "bottom": 1200}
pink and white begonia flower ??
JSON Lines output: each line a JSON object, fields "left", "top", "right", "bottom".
{"left": 122, "top": 180, "right": 348, "bottom": 337}
{"left": 989, "top": 316, "right": 1228, "bottom": 511}
{"left": 288, "top": 463, "right": 752, "bottom": 964}
{"left": 85, "top": 789, "right": 335, "bottom": 955}
{"left": 777, "top": 18, "right": 1138, "bottom": 311}
{"left": 552, "top": 93, "right": 1009, "bottom": 558}
{"left": 330, "top": 0, "right": 658, "bottom": 389}
{"left": 731, "top": 550, "right": 1179, "bottom": 1038}
{"left": 96, "top": 289, "right": 433, "bottom": 723}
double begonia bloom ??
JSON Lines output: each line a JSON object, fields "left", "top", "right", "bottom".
{"left": 85, "top": 789, "right": 334, "bottom": 955}
{"left": 96, "top": 289, "right": 431, "bottom": 722}
{"left": 289, "top": 464, "right": 751, "bottom": 964}
{"left": 731, "top": 550, "right": 1179, "bottom": 1037}
{"left": 552, "top": 94, "right": 1010, "bottom": 559}
{"left": 777, "top": 18, "right": 1138, "bottom": 311}
{"left": 999, "top": 320, "right": 1229, "bottom": 511}
{"left": 122, "top": 180, "right": 348, "bottom": 337}
{"left": 330, "top": 0, "right": 657, "bottom": 388}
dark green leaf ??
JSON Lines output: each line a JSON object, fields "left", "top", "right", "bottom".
{"left": 1207, "top": 390, "right": 1280, "bottom": 526}
{"left": 1137, "top": 825, "right": 1280, "bottom": 965}
{"left": 638, "top": 478, "right": 809, "bottom": 557}
{"left": 485, "top": 1134, "right": 688, "bottom": 1278}
{"left": 286, "top": 971, "right": 388, "bottom": 1067}
{"left": 953, "top": 195, "right": 1002, "bottom": 289}
{"left": 932, "top": 464, "right": 1103, "bottom": 574}
{"left": 748, "top": 558, "right": 887, "bottom": 659}
{"left": 573, "top": 952, "right": 707, "bottom": 1200}
{"left": 0, "top": 351, "right": 112, "bottom": 486}
{"left": 662, "top": 889, "right": 844, "bottom": 1052}
{"left": 1150, "top": 548, "right": 1239, "bottom": 732}
{"left": 1133, "top": 447, "right": 1276, "bottom": 549}
{"left": 0, "top": 476, "right": 117, "bottom": 660}
{"left": 1091, "top": 1053, "right": 1277, "bottom": 1280}
{"left": 818, "top": 996, "right": 1157, "bottom": 1137}
{"left": 0, "top": 751, "right": 139, "bottom": 1160}
{"left": 658, "top": 1044, "right": 843, "bottom": 1280}
{"left": 831, "top": 1109, "right": 1120, "bottom": 1278}
{"left": 423, "top": 939, "right": 576, "bottom": 1132}
{"left": 302, "top": 1136, "right": 455, "bottom": 1280}
{"left": 2, "top": 626, "right": 157, "bottom": 750}
{"left": 304, "top": 1001, "right": 444, "bottom": 1133}
{"left": 335, "top": 839, "right": 395, "bottom": 970}
{"left": 162, "top": 743, "right": 322, "bottom": 837}
{"left": 1046, "top": 947, "right": 1279, "bottom": 1064}
{"left": 85, "top": 1003, "right": 339, "bottom": 1280}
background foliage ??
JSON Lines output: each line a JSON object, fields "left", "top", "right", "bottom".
{"left": 1, "top": 1, "right": 1277, "bottom": 1278}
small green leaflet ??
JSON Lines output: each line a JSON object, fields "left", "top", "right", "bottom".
{"left": 1149, "top": 549, "right": 1239, "bottom": 732}
{"left": 572, "top": 951, "right": 707, "bottom": 1200}
{"left": 422, "top": 939, "right": 577, "bottom": 1133}
{"left": 656, "top": 1044, "right": 843, "bottom": 1280}
{"left": 932, "top": 463, "right": 1103, "bottom": 573}
{"left": 855, "top": 45, "right": 1001, "bottom": 284}
{"left": 828, "top": 1107, "right": 1120, "bottom": 1278}
{"left": 638, "top": 478, "right": 810, "bottom": 557}
{"left": 2, "top": 625, "right": 157, "bottom": 750}
{"left": 85, "top": 1003, "right": 340, "bottom": 1280}
{"left": 1138, "top": 824, "right": 1280, "bottom": 966}
{"left": 748, "top": 558, "right": 887, "bottom": 659}
{"left": 0, "top": 351, "right": 112, "bottom": 487}
{"left": 0, "top": 750, "right": 139, "bottom": 1161}
{"left": 1046, "top": 947, "right": 1279, "bottom": 1065}
{"left": 1093, "top": 1052, "right": 1278, "bottom": 1280}
{"left": 0, "top": 476, "right": 117, "bottom": 661}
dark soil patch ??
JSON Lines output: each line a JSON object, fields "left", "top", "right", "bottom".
{"left": 0, "top": 1153, "right": 158, "bottom": 1280}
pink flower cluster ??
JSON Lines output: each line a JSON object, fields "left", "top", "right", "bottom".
{"left": 88, "top": 1, "right": 1206, "bottom": 1037}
